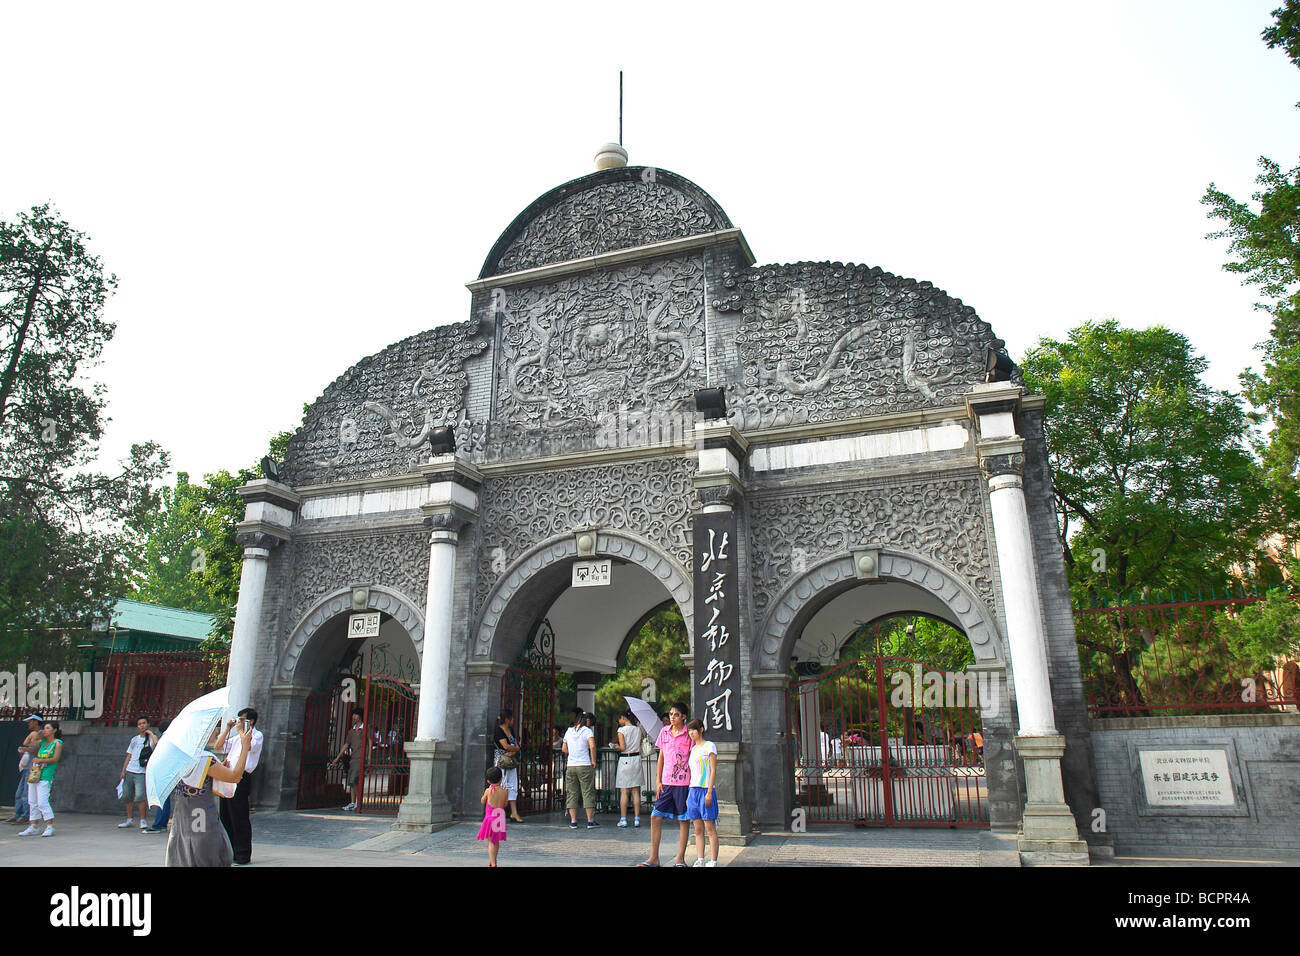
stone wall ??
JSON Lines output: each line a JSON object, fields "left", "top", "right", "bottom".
{"left": 1090, "top": 714, "right": 1300, "bottom": 852}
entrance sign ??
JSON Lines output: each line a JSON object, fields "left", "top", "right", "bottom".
{"left": 571, "top": 559, "right": 612, "bottom": 588}
{"left": 1138, "top": 749, "right": 1235, "bottom": 807}
{"left": 348, "top": 612, "right": 381, "bottom": 639}
{"left": 693, "top": 511, "right": 741, "bottom": 742}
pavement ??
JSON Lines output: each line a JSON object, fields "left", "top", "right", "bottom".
{"left": 3, "top": 808, "right": 1298, "bottom": 867}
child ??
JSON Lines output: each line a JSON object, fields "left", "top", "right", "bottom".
{"left": 682, "top": 719, "right": 719, "bottom": 867}
{"left": 478, "top": 767, "right": 509, "bottom": 866}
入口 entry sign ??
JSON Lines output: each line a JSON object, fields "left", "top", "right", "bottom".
{"left": 572, "top": 559, "right": 612, "bottom": 587}
{"left": 348, "top": 612, "right": 381, "bottom": 639}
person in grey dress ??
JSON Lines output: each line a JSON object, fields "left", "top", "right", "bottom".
{"left": 165, "top": 720, "right": 252, "bottom": 868}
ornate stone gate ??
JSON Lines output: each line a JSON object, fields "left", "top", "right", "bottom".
{"left": 225, "top": 148, "right": 1102, "bottom": 862}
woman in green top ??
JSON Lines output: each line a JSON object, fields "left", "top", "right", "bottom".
{"left": 19, "top": 722, "right": 62, "bottom": 838}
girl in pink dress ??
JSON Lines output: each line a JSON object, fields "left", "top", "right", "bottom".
{"left": 478, "top": 767, "right": 509, "bottom": 866}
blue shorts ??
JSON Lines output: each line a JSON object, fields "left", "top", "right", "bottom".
{"left": 684, "top": 786, "right": 718, "bottom": 822}
{"left": 651, "top": 785, "right": 690, "bottom": 820}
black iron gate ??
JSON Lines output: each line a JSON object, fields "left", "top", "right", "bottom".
{"left": 499, "top": 619, "right": 557, "bottom": 815}
{"left": 788, "top": 655, "right": 988, "bottom": 827}
{"left": 297, "top": 673, "right": 417, "bottom": 814}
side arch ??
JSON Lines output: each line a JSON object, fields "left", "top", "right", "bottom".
{"left": 473, "top": 529, "right": 693, "bottom": 662}
{"left": 754, "top": 549, "right": 1004, "bottom": 673}
{"left": 277, "top": 584, "right": 426, "bottom": 685}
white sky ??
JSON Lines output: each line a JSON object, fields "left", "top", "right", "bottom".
{"left": 3, "top": 1, "right": 1298, "bottom": 480}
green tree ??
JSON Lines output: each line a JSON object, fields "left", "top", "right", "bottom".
{"left": 0, "top": 204, "right": 167, "bottom": 672}
{"left": 1203, "top": 3, "right": 1300, "bottom": 489}
{"left": 594, "top": 605, "right": 690, "bottom": 723}
{"left": 132, "top": 431, "right": 293, "bottom": 647}
{"left": 1020, "top": 320, "right": 1271, "bottom": 601}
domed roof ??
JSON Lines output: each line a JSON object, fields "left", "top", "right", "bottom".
{"left": 479, "top": 166, "right": 733, "bottom": 278}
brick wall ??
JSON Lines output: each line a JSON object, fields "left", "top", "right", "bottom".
{"left": 1090, "top": 715, "right": 1300, "bottom": 852}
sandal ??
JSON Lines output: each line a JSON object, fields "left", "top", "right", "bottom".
{"left": 636, "top": 859, "right": 660, "bottom": 867}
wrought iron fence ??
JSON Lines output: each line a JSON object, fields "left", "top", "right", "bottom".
{"left": 1074, "top": 592, "right": 1300, "bottom": 717}
{"left": 96, "top": 650, "right": 228, "bottom": 725}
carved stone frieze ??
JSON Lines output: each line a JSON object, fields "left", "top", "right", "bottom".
{"left": 713, "top": 262, "right": 1020, "bottom": 429}
{"left": 980, "top": 453, "right": 1025, "bottom": 480}
{"left": 287, "top": 530, "right": 431, "bottom": 639}
{"left": 281, "top": 320, "right": 488, "bottom": 485}
{"left": 490, "top": 180, "right": 717, "bottom": 276}
{"left": 493, "top": 257, "right": 706, "bottom": 427}
{"left": 474, "top": 456, "right": 698, "bottom": 616}
{"left": 747, "top": 476, "right": 996, "bottom": 621}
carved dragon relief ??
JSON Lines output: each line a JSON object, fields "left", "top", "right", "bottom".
{"left": 282, "top": 320, "right": 488, "bottom": 485}
{"left": 495, "top": 257, "right": 706, "bottom": 426}
{"left": 716, "top": 262, "right": 1012, "bottom": 429}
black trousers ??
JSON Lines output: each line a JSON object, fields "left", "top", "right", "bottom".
{"left": 219, "top": 769, "right": 254, "bottom": 863}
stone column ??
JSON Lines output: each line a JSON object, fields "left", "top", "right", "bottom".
{"left": 692, "top": 418, "right": 753, "bottom": 845}
{"left": 750, "top": 673, "right": 792, "bottom": 829}
{"left": 968, "top": 383, "right": 1088, "bottom": 865}
{"left": 574, "top": 672, "right": 599, "bottom": 715}
{"left": 395, "top": 454, "right": 481, "bottom": 833}
{"left": 229, "top": 480, "right": 299, "bottom": 715}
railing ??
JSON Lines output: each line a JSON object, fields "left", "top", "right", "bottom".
{"left": 0, "top": 649, "right": 228, "bottom": 724}
{"left": 1074, "top": 592, "right": 1300, "bottom": 718}
{"left": 552, "top": 748, "right": 656, "bottom": 813}
{"left": 96, "top": 651, "right": 228, "bottom": 726}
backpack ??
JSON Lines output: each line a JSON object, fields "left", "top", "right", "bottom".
{"left": 138, "top": 736, "right": 153, "bottom": 768}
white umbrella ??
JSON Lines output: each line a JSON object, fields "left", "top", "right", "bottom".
{"left": 623, "top": 696, "right": 663, "bottom": 742}
{"left": 145, "top": 687, "right": 229, "bottom": 808}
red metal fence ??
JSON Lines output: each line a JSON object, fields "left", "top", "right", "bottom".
{"left": 1075, "top": 595, "right": 1300, "bottom": 718}
{"left": 788, "top": 656, "right": 988, "bottom": 827}
{"left": 0, "top": 650, "right": 227, "bottom": 725}
{"left": 98, "top": 651, "right": 227, "bottom": 725}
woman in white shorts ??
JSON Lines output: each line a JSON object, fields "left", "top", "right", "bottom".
{"left": 492, "top": 709, "right": 526, "bottom": 823}
{"left": 613, "top": 711, "right": 643, "bottom": 828}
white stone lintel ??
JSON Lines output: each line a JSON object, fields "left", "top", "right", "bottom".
{"left": 426, "top": 479, "right": 480, "bottom": 513}
{"left": 750, "top": 421, "right": 969, "bottom": 473}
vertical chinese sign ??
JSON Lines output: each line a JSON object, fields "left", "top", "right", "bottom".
{"left": 693, "top": 510, "right": 742, "bottom": 743}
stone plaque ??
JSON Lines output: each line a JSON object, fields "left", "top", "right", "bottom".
{"left": 693, "top": 510, "right": 741, "bottom": 742}
{"left": 1138, "top": 748, "right": 1235, "bottom": 807}
{"left": 571, "top": 559, "right": 612, "bottom": 588}
{"left": 348, "top": 612, "right": 381, "bottom": 639}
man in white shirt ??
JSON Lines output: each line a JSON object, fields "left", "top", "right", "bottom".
{"left": 217, "top": 707, "right": 264, "bottom": 865}
{"left": 118, "top": 717, "right": 158, "bottom": 830}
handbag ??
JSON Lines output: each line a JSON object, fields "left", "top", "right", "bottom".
{"left": 497, "top": 751, "right": 517, "bottom": 770}
{"left": 27, "top": 763, "right": 42, "bottom": 784}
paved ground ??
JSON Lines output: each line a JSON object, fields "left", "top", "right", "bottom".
{"left": 3, "top": 809, "right": 1298, "bottom": 867}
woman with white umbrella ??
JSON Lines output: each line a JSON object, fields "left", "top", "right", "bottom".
{"left": 165, "top": 718, "right": 252, "bottom": 867}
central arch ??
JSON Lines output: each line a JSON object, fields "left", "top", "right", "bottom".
{"left": 472, "top": 529, "right": 693, "bottom": 665}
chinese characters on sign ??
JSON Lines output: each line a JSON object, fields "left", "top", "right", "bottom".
{"left": 693, "top": 511, "right": 741, "bottom": 742}
{"left": 348, "top": 612, "right": 381, "bottom": 639}
{"left": 571, "top": 559, "right": 612, "bottom": 588}
{"left": 1137, "top": 749, "right": 1235, "bottom": 807}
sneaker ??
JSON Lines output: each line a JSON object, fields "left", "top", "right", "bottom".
{"left": 117, "top": 819, "right": 133, "bottom": 828}
{"left": 139, "top": 821, "right": 148, "bottom": 829}
{"left": 705, "top": 860, "right": 717, "bottom": 867}
{"left": 617, "top": 818, "right": 628, "bottom": 828}
{"left": 633, "top": 818, "right": 641, "bottom": 828}
{"left": 587, "top": 820, "right": 600, "bottom": 829}
{"left": 41, "top": 826, "right": 54, "bottom": 837}
{"left": 692, "top": 858, "right": 706, "bottom": 867}
{"left": 18, "top": 825, "right": 38, "bottom": 836}
{"left": 342, "top": 802, "right": 357, "bottom": 811}
{"left": 569, "top": 820, "right": 579, "bottom": 829}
